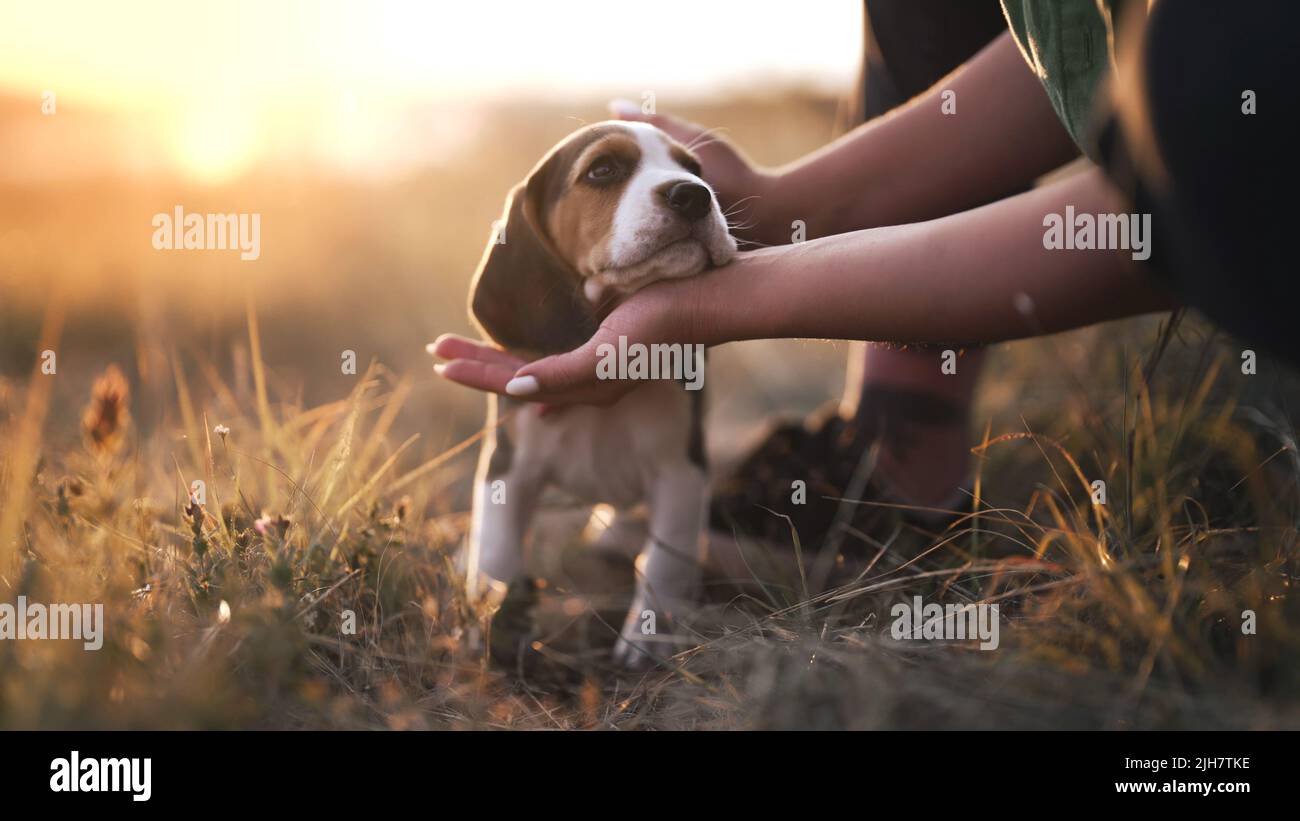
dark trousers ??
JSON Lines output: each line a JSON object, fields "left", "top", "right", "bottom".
{"left": 856, "top": 0, "right": 1008, "bottom": 123}
{"left": 1095, "top": 1, "right": 1300, "bottom": 366}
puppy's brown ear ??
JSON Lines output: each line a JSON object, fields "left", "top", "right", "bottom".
{"left": 469, "top": 181, "right": 597, "bottom": 356}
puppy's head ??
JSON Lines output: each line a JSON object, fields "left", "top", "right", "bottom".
{"left": 469, "top": 121, "right": 737, "bottom": 356}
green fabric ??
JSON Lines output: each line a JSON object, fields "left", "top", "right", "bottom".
{"left": 1000, "top": 0, "right": 1120, "bottom": 157}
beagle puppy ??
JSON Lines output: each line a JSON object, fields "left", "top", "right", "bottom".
{"left": 463, "top": 121, "right": 736, "bottom": 666}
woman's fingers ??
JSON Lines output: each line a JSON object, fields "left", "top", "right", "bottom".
{"left": 428, "top": 333, "right": 608, "bottom": 402}
{"left": 427, "top": 334, "right": 523, "bottom": 368}
{"left": 428, "top": 333, "right": 617, "bottom": 403}
{"left": 436, "top": 355, "right": 630, "bottom": 407}
{"left": 608, "top": 99, "right": 703, "bottom": 146}
{"left": 433, "top": 357, "right": 518, "bottom": 395}
{"left": 428, "top": 334, "right": 526, "bottom": 394}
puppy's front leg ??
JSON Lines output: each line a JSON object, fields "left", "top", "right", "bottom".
{"left": 612, "top": 462, "right": 708, "bottom": 668}
{"left": 466, "top": 398, "right": 540, "bottom": 614}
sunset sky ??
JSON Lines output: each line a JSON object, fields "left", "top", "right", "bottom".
{"left": 0, "top": 1, "right": 861, "bottom": 181}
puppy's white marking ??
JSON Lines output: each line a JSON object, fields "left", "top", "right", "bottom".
{"left": 608, "top": 122, "right": 689, "bottom": 265}
{"left": 595, "top": 122, "right": 736, "bottom": 295}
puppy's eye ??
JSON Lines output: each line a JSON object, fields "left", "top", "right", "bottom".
{"left": 585, "top": 157, "right": 619, "bottom": 182}
{"left": 680, "top": 156, "right": 702, "bottom": 177}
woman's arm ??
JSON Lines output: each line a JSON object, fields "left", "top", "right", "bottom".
{"left": 704, "top": 168, "right": 1170, "bottom": 346}
{"left": 763, "top": 32, "right": 1081, "bottom": 239}
{"left": 432, "top": 168, "right": 1175, "bottom": 404}
{"left": 632, "top": 32, "right": 1081, "bottom": 245}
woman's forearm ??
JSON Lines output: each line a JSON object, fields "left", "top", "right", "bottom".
{"left": 759, "top": 33, "right": 1080, "bottom": 241}
{"left": 698, "top": 169, "right": 1174, "bottom": 347}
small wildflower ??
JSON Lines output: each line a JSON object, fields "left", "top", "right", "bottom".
{"left": 254, "top": 512, "right": 291, "bottom": 539}
{"left": 184, "top": 494, "right": 208, "bottom": 556}
{"left": 213, "top": 424, "right": 229, "bottom": 440}
{"left": 82, "top": 364, "right": 131, "bottom": 456}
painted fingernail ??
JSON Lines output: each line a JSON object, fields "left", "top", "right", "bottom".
{"left": 433, "top": 363, "right": 447, "bottom": 377}
{"left": 425, "top": 343, "right": 439, "bottom": 355}
{"left": 609, "top": 99, "right": 639, "bottom": 118}
{"left": 505, "top": 375, "right": 540, "bottom": 396}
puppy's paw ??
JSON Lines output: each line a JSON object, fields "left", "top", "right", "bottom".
{"left": 610, "top": 633, "right": 662, "bottom": 670}
{"left": 464, "top": 575, "right": 539, "bottom": 664}
{"left": 610, "top": 607, "right": 682, "bottom": 670}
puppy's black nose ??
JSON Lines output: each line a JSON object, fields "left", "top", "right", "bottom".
{"left": 664, "top": 181, "right": 712, "bottom": 222}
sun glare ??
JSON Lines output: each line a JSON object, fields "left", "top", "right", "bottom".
{"left": 0, "top": 1, "right": 859, "bottom": 180}
{"left": 170, "top": 101, "right": 259, "bottom": 184}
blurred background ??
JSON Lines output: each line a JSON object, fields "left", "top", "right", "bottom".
{"left": 0, "top": 0, "right": 869, "bottom": 469}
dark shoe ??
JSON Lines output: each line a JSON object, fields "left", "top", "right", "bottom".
{"left": 709, "top": 403, "right": 970, "bottom": 560}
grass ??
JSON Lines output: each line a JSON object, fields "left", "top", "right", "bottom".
{"left": 2, "top": 296, "right": 1298, "bottom": 730}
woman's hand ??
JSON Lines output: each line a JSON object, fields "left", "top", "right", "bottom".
{"left": 432, "top": 168, "right": 1176, "bottom": 408}
{"left": 609, "top": 100, "right": 776, "bottom": 244}
{"left": 430, "top": 271, "right": 711, "bottom": 406}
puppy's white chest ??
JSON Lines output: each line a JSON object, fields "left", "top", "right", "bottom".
{"left": 513, "top": 381, "right": 698, "bottom": 506}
